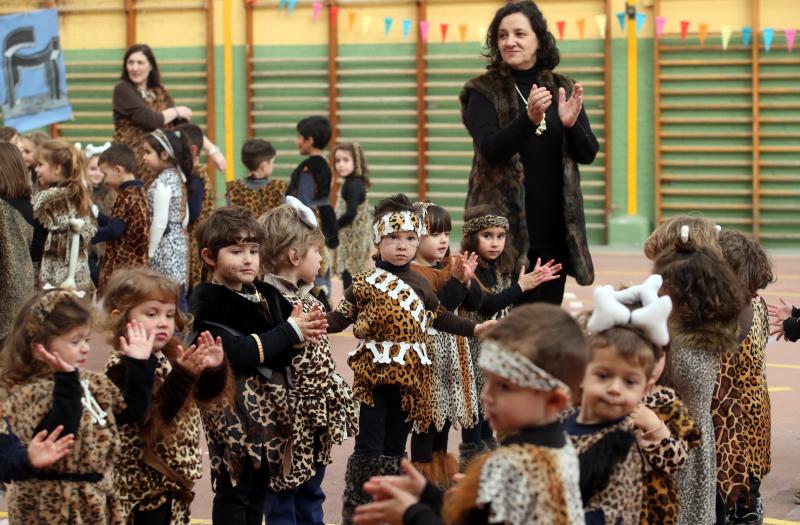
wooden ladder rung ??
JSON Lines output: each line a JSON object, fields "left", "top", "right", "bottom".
{"left": 661, "top": 103, "right": 751, "bottom": 110}
{"left": 660, "top": 145, "right": 752, "bottom": 153}
{"left": 660, "top": 117, "right": 752, "bottom": 124}
{"left": 661, "top": 175, "right": 752, "bottom": 182}
{"left": 759, "top": 175, "right": 800, "bottom": 182}
{"left": 760, "top": 189, "right": 800, "bottom": 196}
{"left": 662, "top": 188, "right": 751, "bottom": 196}
{"left": 659, "top": 73, "right": 750, "bottom": 81}
{"left": 661, "top": 159, "right": 752, "bottom": 167}
{"left": 660, "top": 131, "right": 752, "bottom": 138}
{"left": 661, "top": 88, "right": 751, "bottom": 95}
{"left": 760, "top": 146, "right": 800, "bottom": 153}
{"left": 661, "top": 203, "right": 752, "bottom": 210}
{"left": 660, "top": 58, "right": 751, "bottom": 66}
{"left": 252, "top": 57, "right": 328, "bottom": 64}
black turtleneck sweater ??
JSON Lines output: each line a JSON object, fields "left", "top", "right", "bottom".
{"left": 464, "top": 66, "right": 598, "bottom": 255}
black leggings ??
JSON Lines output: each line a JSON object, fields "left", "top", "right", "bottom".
{"left": 461, "top": 418, "right": 492, "bottom": 445}
{"left": 410, "top": 422, "right": 451, "bottom": 463}
{"left": 133, "top": 495, "right": 172, "bottom": 525}
{"left": 353, "top": 385, "right": 413, "bottom": 457}
{"left": 212, "top": 453, "right": 269, "bottom": 525}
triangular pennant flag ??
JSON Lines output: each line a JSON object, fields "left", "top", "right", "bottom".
{"left": 556, "top": 20, "right": 565, "bottom": 40}
{"left": 616, "top": 12, "right": 626, "bottom": 33}
{"left": 595, "top": 14, "right": 607, "bottom": 38}
{"left": 721, "top": 25, "right": 732, "bottom": 50}
{"left": 786, "top": 28, "right": 797, "bottom": 52}
{"left": 440, "top": 23, "right": 449, "bottom": 42}
{"left": 287, "top": 0, "right": 296, "bottom": 15}
{"left": 361, "top": 15, "right": 371, "bottom": 35}
{"left": 680, "top": 20, "right": 690, "bottom": 42}
{"left": 348, "top": 12, "right": 357, "bottom": 32}
{"left": 576, "top": 18, "right": 585, "bottom": 39}
{"left": 742, "top": 27, "right": 752, "bottom": 47}
{"left": 698, "top": 23, "right": 709, "bottom": 45}
{"left": 420, "top": 20, "right": 430, "bottom": 42}
{"left": 459, "top": 24, "right": 468, "bottom": 43}
{"left": 278, "top": 0, "right": 286, "bottom": 10}
{"left": 329, "top": 5, "right": 338, "bottom": 22}
{"left": 635, "top": 13, "right": 646, "bottom": 35}
{"left": 655, "top": 16, "right": 667, "bottom": 39}
{"left": 763, "top": 28, "right": 775, "bottom": 52}
{"left": 477, "top": 25, "right": 487, "bottom": 44}
{"left": 384, "top": 17, "right": 393, "bottom": 36}
{"left": 312, "top": 1, "right": 322, "bottom": 22}
{"left": 402, "top": 19, "right": 412, "bottom": 40}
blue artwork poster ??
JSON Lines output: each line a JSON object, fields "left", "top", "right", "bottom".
{"left": 0, "top": 9, "right": 72, "bottom": 132}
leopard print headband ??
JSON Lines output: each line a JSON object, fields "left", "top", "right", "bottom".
{"left": 478, "top": 340, "right": 572, "bottom": 397}
{"left": 414, "top": 202, "right": 434, "bottom": 237}
{"left": 26, "top": 289, "right": 84, "bottom": 337}
{"left": 462, "top": 215, "right": 509, "bottom": 235}
{"left": 373, "top": 210, "right": 424, "bottom": 244}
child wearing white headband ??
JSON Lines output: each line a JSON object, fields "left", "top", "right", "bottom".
{"left": 326, "top": 193, "right": 495, "bottom": 525}
{"left": 353, "top": 303, "right": 588, "bottom": 525}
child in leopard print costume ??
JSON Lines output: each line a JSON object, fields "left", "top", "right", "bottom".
{"left": 103, "top": 268, "right": 229, "bottom": 525}
{"left": 0, "top": 289, "right": 156, "bottom": 525}
{"left": 353, "top": 304, "right": 588, "bottom": 525}
{"left": 459, "top": 204, "right": 561, "bottom": 466}
{"left": 326, "top": 194, "right": 496, "bottom": 525}
{"left": 258, "top": 199, "right": 359, "bottom": 525}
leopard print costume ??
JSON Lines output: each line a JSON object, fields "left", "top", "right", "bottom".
{"left": 1, "top": 371, "right": 126, "bottom": 525}
{"left": 640, "top": 386, "right": 702, "bottom": 525}
{"left": 188, "top": 164, "right": 216, "bottom": 288}
{"left": 99, "top": 181, "right": 150, "bottom": 290}
{"left": 462, "top": 268, "right": 514, "bottom": 418}
{"left": 335, "top": 267, "right": 442, "bottom": 430}
{"left": 263, "top": 275, "right": 359, "bottom": 492}
{"left": 148, "top": 168, "right": 189, "bottom": 286}
{"left": 226, "top": 177, "right": 287, "bottom": 220}
{"left": 568, "top": 415, "right": 644, "bottom": 525}
{"left": 738, "top": 296, "right": 771, "bottom": 480}
{"left": 33, "top": 186, "right": 97, "bottom": 293}
{"left": 112, "top": 85, "right": 173, "bottom": 188}
{"left": 444, "top": 431, "right": 583, "bottom": 525}
{"left": 334, "top": 197, "right": 373, "bottom": 277}
{"left": 106, "top": 349, "right": 203, "bottom": 524}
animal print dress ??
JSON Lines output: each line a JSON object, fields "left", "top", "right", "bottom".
{"left": 1, "top": 371, "right": 126, "bottom": 525}
{"left": 334, "top": 197, "right": 372, "bottom": 278}
{"left": 739, "top": 296, "right": 771, "bottom": 480}
{"left": 148, "top": 168, "right": 189, "bottom": 286}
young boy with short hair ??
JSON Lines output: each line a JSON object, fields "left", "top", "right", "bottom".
{"left": 93, "top": 143, "right": 150, "bottom": 289}
{"left": 188, "top": 206, "right": 328, "bottom": 524}
{"left": 257, "top": 200, "right": 359, "bottom": 525}
{"left": 227, "top": 139, "right": 287, "bottom": 220}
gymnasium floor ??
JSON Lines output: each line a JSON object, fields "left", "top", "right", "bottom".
{"left": 2, "top": 249, "right": 799, "bottom": 524}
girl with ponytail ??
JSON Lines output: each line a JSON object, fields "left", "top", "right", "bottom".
{"left": 32, "top": 140, "right": 97, "bottom": 293}
{"left": 142, "top": 128, "right": 193, "bottom": 292}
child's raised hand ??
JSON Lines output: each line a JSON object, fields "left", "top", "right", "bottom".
{"left": 632, "top": 404, "right": 670, "bottom": 442}
{"left": 34, "top": 344, "right": 75, "bottom": 373}
{"left": 474, "top": 319, "right": 497, "bottom": 339}
{"left": 461, "top": 251, "right": 479, "bottom": 283}
{"left": 449, "top": 253, "right": 467, "bottom": 283}
{"left": 28, "top": 425, "right": 74, "bottom": 469}
{"left": 119, "top": 320, "right": 155, "bottom": 360}
{"left": 292, "top": 303, "right": 328, "bottom": 344}
{"left": 356, "top": 459, "right": 426, "bottom": 524}
{"left": 768, "top": 297, "right": 793, "bottom": 321}
{"left": 517, "top": 258, "right": 562, "bottom": 292}
{"left": 175, "top": 343, "right": 208, "bottom": 376}
{"left": 770, "top": 318, "right": 786, "bottom": 341}
{"left": 195, "top": 331, "right": 225, "bottom": 369}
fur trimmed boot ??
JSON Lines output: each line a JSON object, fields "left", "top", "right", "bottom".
{"left": 432, "top": 450, "right": 459, "bottom": 488}
{"left": 458, "top": 441, "right": 485, "bottom": 472}
{"left": 482, "top": 436, "right": 498, "bottom": 451}
{"left": 341, "top": 454, "right": 381, "bottom": 525}
{"left": 380, "top": 454, "right": 404, "bottom": 476}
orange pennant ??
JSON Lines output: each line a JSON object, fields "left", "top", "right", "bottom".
{"left": 348, "top": 12, "right": 357, "bottom": 33}
{"left": 459, "top": 23, "right": 468, "bottom": 43}
{"left": 698, "top": 23, "right": 709, "bottom": 45}
{"left": 576, "top": 18, "right": 585, "bottom": 39}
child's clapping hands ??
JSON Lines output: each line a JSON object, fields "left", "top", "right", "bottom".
{"left": 176, "top": 331, "right": 225, "bottom": 375}
{"left": 354, "top": 458, "right": 427, "bottom": 525}
{"left": 291, "top": 302, "right": 328, "bottom": 344}
{"left": 516, "top": 258, "right": 562, "bottom": 292}
{"left": 450, "top": 251, "right": 479, "bottom": 285}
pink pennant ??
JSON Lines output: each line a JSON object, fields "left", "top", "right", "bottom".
{"left": 655, "top": 16, "right": 667, "bottom": 39}
{"left": 786, "top": 28, "right": 797, "bottom": 52}
{"left": 440, "top": 23, "right": 449, "bottom": 42}
{"left": 556, "top": 20, "right": 565, "bottom": 40}
{"left": 420, "top": 20, "right": 430, "bottom": 42}
{"left": 680, "top": 20, "right": 690, "bottom": 43}
{"left": 312, "top": 1, "right": 322, "bottom": 22}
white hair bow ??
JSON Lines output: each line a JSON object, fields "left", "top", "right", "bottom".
{"left": 75, "top": 142, "right": 111, "bottom": 159}
{"left": 285, "top": 195, "right": 318, "bottom": 229}
{"left": 586, "top": 274, "right": 672, "bottom": 347}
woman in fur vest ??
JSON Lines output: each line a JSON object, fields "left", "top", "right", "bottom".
{"left": 460, "top": 0, "right": 599, "bottom": 305}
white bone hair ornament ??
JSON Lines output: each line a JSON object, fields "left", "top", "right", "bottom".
{"left": 284, "top": 195, "right": 318, "bottom": 229}
{"left": 586, "top": 274, "right": 673, "bottom": 347}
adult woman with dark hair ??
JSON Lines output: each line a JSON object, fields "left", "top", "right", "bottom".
{"left": 112, "top": 43, "right": 226, "bottom": 184}
{"left": 461, "top": 0, "right": 598, "bottom": 305}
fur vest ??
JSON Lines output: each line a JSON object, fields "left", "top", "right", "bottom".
{"left": 0, "top": 198, "right": 34, "bottom": 339}
{"left": 460, "top": 69, "right": 594, "bottom": 285}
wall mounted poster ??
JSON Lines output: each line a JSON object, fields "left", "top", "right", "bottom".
{"left": 0, "top": 8, "right": 72, "bottom": 131}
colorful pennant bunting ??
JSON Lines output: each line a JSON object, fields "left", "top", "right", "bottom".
{"left": 440, "top": 23, "right": 449, "bottom": 42}
{"left": 635, "top": 13, "right": 646, "bottom": 35}
{"left": 420, "top": 20, "right": 430, "bottom": 42}
{"left": 556, "top": 20, "right": 565, "bottom": 39}
{"left": 763, "top": 28, "right": 774, "bottom": 52}
{"left": 786, "top": 28, "right": 796, "bottom": 52}
{"left": 576, "top": 18, "right": 585, "bottom": 39}
{"left": 595, "top": 14, "right": 607, "bottom": 39}
{"left": 312, "top": 1, "right": 322, "bottom": 22}
{"left": 742, "top": 26, "right": 752, "bottom": 47}
{"left": 459, "top": 23, "right": 468, "bottom": 43}
{"left": 287, "top": 0, "right": 296, "bottom": 15}
{"left": 348, "top": 12, "right": 357, "bottom": 32}
{"left": 384, "top": 17, "right": 393, "bottom": 36}
{"left": 361, "top": 15, "right": 371, "bottom": 35}
{"left": 278, "top": 0, "right": 286, "bottom": 10}
{"left": 616, "top": 12, "right": 626, "bottom": 33}
{"left": 680, "top": 20, "right": 690, "bottom": 42}
{"left": 655, "top": 16, "right": 666, "bottom": 39}
{"left": 329, "top": 5, "right": 338, "bottom": 22}
{"left": 698, "top": 23, "right": 708, "bottom": 45}
{"left": 402, "top": 19, "right": 412, "bottom": 40}
{"left": 477, "top": 24, "right": 487, "bottom": 44}
{"left": 721, "top": 25, "right": 732, "bottom": 50}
